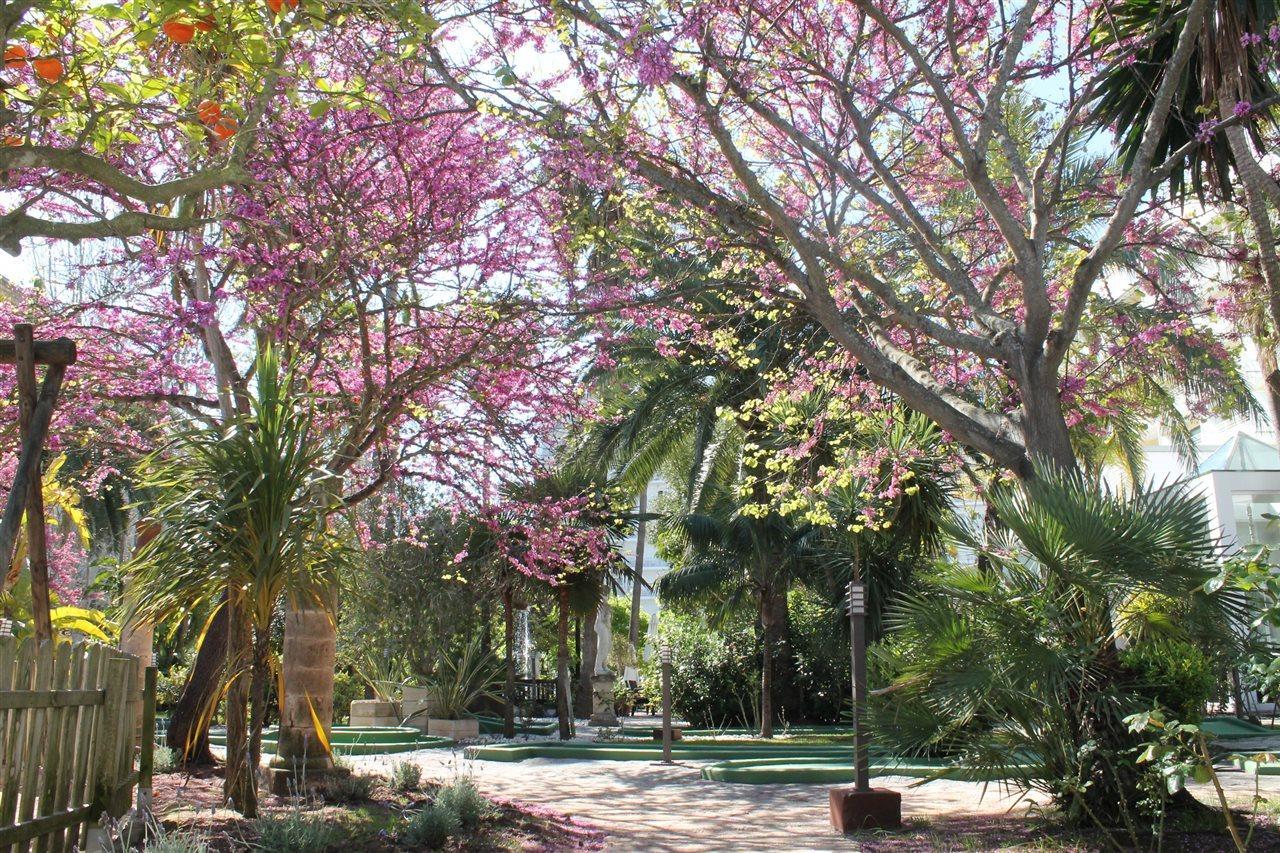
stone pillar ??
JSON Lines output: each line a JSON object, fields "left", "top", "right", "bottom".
{"left": 588, "top": 673, "right": 618, "bottom": 727}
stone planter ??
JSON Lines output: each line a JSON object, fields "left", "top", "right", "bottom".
{"left": 349, "top": 699, "right": 401, "bottom": 728}
{"left": 427, "top": 717, "right": 480, "bottom": 740}
{"left": 400, "top": 686, "right": 443, "bottom": 733}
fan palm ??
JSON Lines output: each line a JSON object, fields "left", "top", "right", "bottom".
{"left": 1090, "top": 0, "right": 1280, "bottom": 434}
{"left": 126, "top": 345, "right": 350, "bottom": 816}
{"left": 872, "top": 465, "right": 1248, "bottom": 829}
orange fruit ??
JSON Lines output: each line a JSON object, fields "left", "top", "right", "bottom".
{"left": 3, "top": 135, "right": 23, "bottom": 146}
{"left": 4, "top": 45, "right": 28, "bottom": 68}
{"left": 212, "top": 116, "right": 238, "bottom": 140}
{"left": 163, "top": 20, "right": 196, "bottom": 43}
{"left": 266, "top": 0, "right": 283, "bottom": 14}
{"left": 196, "top": 99, "right": 222, "bottom": 124}
{"left": 194, "top": 15, "right": 215, "bottom": 31}
{"left": 32, "top": 57, "right": 62, "bottom": 83}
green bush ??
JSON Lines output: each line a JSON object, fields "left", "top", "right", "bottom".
{"left": 641, "top": 609, "right": 760, "bottom": 729}
{"left": 436, "top": 777, "right": 487, "bottom": 829}
{"left": 1122, "top": 638, "right": 1217, "bottom": 722}
{"left": 320, "top": 770, "right": 376, "bottom": 804}
{"left": 253, "top": 812, "right": 337, "bottom": 853}
{"left": 152, "top": 744, "right": 176, "bottom": 774}
{"left": 788, "top": 590, "right": 851, "bottom": 724}
{"left": 391, "top": 760, "right": 421, "bottom": 792}
{"left": 402, "top": 803, "right": 460, "bottom": 849}
{"left": 155, "top": 660, "right": 191, "bottom": 711}
{"left": 331, "top": 669, "right": 362, "bottom": 726}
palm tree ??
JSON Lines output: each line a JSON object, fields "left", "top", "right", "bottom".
{"left": 1090, "top": 0, "right": 1280, "bottom": 435}
{"left": 872, "top": 466, "right": 1249, "bottom": 831}
{"left": 127, "top": 346, "right": 349, "bottom": 816}
{"left": 659, "top": 485, "right": 813, "bottom": 737}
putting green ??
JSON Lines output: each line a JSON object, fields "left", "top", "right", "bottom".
{"left": 464, "top": 739, "right": 859, "bottom": 763}
{"left": 1200, "top": 716, "right": 1275, "bottom": 740}
{"left": 699, "top": 756, "right": 1031, "bottom": 784}
{"left": 208, "top": 725, "right": 453, "bottom": 756}
{"left": 475, "top": 715, "right": 559, "bottom": 736}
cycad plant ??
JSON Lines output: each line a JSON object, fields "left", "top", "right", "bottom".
{"left": 127, "top": 346, "right": 349, "bottom": 816}
{"left": 871, "top": 466, "right": 1247, "bottom": 830}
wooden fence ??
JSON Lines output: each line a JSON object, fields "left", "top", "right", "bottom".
{"left": 0, "top": 637, "right": 154, "bottom": 853}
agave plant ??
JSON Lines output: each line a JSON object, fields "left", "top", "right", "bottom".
{"left": 415, "top": 636, "right": 503, "bottom": 721}
{"left": 871, "top": 465, "right": 1250, "bottom": 830}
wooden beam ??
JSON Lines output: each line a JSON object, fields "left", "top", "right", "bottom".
{"left": 0, "top": 363, "right": 65, "bottom": 585}
{"left": 15, "top": 325, "right": 52, "bottom": 643}
{"left": 0, "top": 688, "right": 105, "bottom": 710}
{"left": 0, "top": 337, "right": 75, "bottom": 366}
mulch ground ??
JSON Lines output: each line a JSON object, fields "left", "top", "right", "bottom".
{"left": 145, "top": 766, "right": 607, "bottom": 851}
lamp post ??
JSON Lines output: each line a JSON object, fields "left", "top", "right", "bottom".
{"left": 848, "top": 581, "right": 870, "bottom": 792}
{"left": 828, "top": 580, "right": 901, "bottom": 833}
{"left": 659, "top": 641, "right": 673, "bottom": 764}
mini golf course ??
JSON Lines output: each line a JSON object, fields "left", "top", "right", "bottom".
{"left": 209, "top": 725, "right": 452, "bottom": 756}
{"left": 463, "top": 739, "right": 1031, "bottom": 784}
{"left": 475, "top": 715, "right": 559, "bottom": 736}
{"left": 466, "top": 717, "right": 1273, "bottom": 785}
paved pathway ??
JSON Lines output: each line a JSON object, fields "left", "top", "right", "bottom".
{"left": 348, "top": 746, "right": 1043, "bottom": 851}
{"left": 345, "top": 743, "right": 1280, "bottom": 851}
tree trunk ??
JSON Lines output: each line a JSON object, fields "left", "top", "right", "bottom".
{"left": 761, "top": 582, "right": 796, "bottom": 721}
{"left": 273, "top": 592, "right": 337, "bottom": 776}
{"left": 503, "top": 587, "right": 516, "bottom": 738}
{"left": 1250, "top": 317, "right": 1280, "bottom": 449}
{"left": 556, "top": 586, "right": 572, "bottom": 740}
{"left": 249, "top": 628, "right": 271, "bottom": 771}
{"left": 167, "top": 601, "right": 227, "bottom": 766}
{"left": 629, "top": 487, "right": 647, "bottom": 652}
{"left": 759, "top": 593, "right": 774, "bottom": 739}
{"left": 1020, "top": 375, "right": 1078, "bottom": 473}
{"left": 575, "top": 605, "right": 597, "bottom": 718}
{"left": 1221, "top": 122, "right": 1280, "bottom": 367}
{"left": 223, "top": 586, "right": 257, "bottom": 817}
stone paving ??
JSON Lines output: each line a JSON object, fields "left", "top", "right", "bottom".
{"left": 341, "top": 734, "right": 1280, "bottom": 852}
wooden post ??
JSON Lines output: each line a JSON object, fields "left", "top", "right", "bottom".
{"left": 14, "top": 324, "right": 52, "bottom": 642}
{"left": 138, "top": 666, "right": 157, "bottom": 814}
{"left": 93, "top": 657, "right": 132, "bottom": 821}
{"left": 0, "top": 362, "right": 67, "bottom": 590}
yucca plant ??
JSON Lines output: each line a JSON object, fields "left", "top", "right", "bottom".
{"left": 417, "top": 635, "right": 503, "bottom": 720}
{"left": 871, "top": 465, "right": 1249, "bottom": 833}
{"left": 126, "top": 345, "right": 351, "bottom": 817}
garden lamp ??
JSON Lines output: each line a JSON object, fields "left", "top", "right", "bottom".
{"left": 659, "top": 641, "right": 673, "bottom": 764}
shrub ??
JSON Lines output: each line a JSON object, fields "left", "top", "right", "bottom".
{"left": 640, "top": 608, "right": 759, "bottom": 729}
{"left": 142, "top": 832, "right": 209, "bottom": 853}
{"left": 391, "top": 760, "right": 421, "bottom": 792}
{"left": 253, "top": 812, "right": 337, "bottom": 853}
{"left": 151, "top": 744, "right": 176, "bottom": 774}
{"left": 402, "top": 803, "right": 460, "bottom": 849}
{"left": 320, "top": 770, "right": 376, "bottom": 804}
{"left": 331, "top": 669, "right": 362, "bottom": 726}
{"left": 436, "top": 777, "right": 487, "bottom": 829}
{"left": 1122, "top": 638, "right": 1217, "bottom": 722}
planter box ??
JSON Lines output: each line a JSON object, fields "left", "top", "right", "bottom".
{"left": 349, "top": 699, "right": 401, "bottom": 728}
{"left": 400, "top": 686, "right": 443, "bottom": 733}
{"left": 428, "top": 717, "right": 480, "bottom": 740}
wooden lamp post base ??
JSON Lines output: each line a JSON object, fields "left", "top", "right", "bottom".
{"left": 829, "top": 786, "right": 902, "bottom": 833}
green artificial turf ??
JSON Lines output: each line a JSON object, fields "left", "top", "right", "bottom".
{"left": 208, "top": 725, "right": 453, "bottom": 755}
